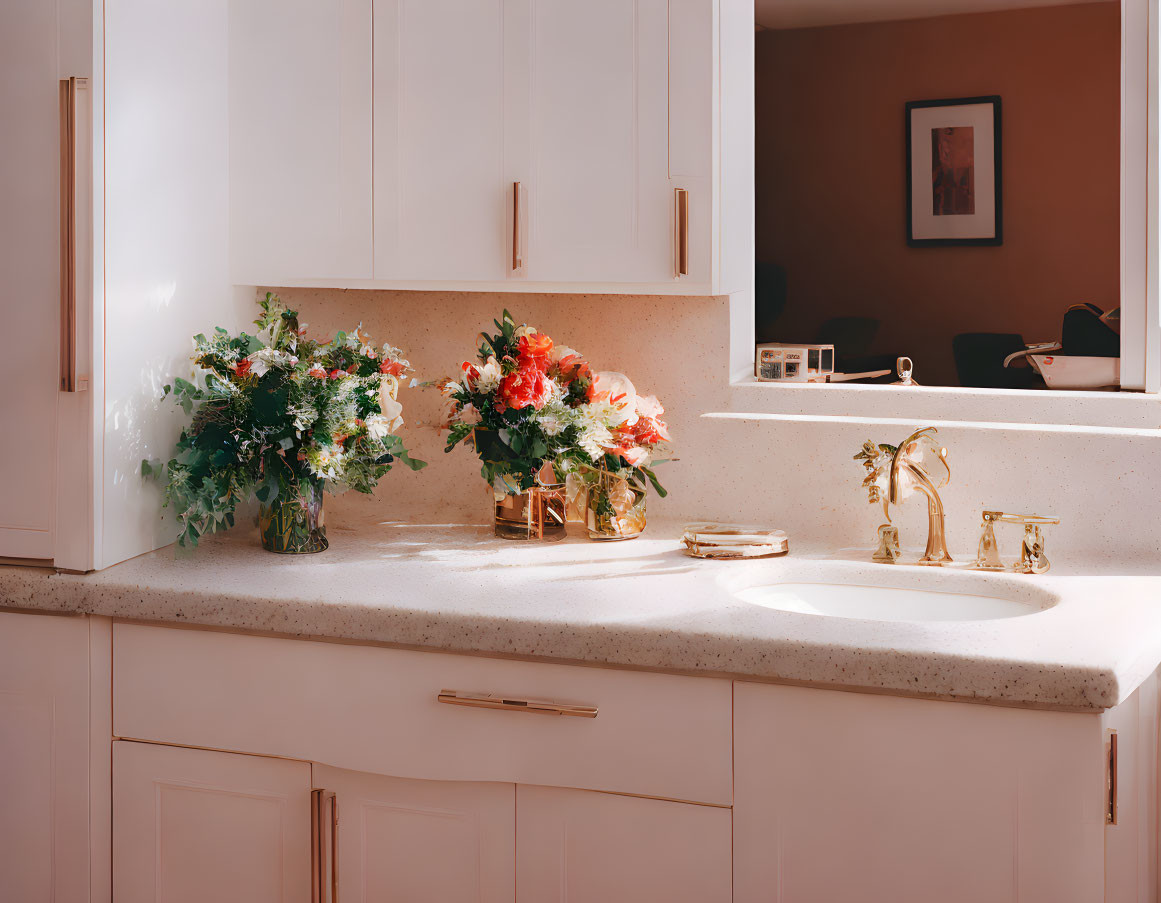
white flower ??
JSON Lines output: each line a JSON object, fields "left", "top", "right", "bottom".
{"left": 245, "top": 348, "right": 296, "bottom": 377}
{"left": 590, "top": 371, "right": 638, "bottom": 425}
{"left": 378, "top": 380, "right": 404, "bottom": 432}
{"left": 365, "top": 413, "right": 394, "bottom": 440}
{"left": 538, "top": 412, "right": 566, "bottom": 436}
{"left": 514, "top": 325, "right": 539, "bottom": 340}
{"left": 474, "top": 356, "right": 503, "bottom": 394}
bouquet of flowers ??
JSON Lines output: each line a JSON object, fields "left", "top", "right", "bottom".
{"left": 442, "top": 311, "right": 670, "bottom": 539}
{"left": 150, "top": 293, "right": 425, "bottom": 548}
{"left": 442, "top": 311, "right": 590, "bottom": 495}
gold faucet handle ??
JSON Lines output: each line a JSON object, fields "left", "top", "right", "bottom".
{"left": 981, "top": 511, "right": 1060, "bottom": 526}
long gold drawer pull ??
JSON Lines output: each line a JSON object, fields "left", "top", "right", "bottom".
{"left": 438, "top": 689, "right": 598, "bottom": 718}
{"left": 511, "top": 181, "right": 523, "bottom": 271}
{"left": 59, "top": 77, "right": 83, "bottom": 392}
{"left": 311, "top": 789, "right": 339, "bottom": 903}
{"left": 674, "top": 187, "right": 689, "bottom": 278}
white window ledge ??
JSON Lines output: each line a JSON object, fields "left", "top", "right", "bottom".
{"left": 726, "top": 377, "right": 1161, "bottom": 431}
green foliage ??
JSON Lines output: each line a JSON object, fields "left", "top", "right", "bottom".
{"left": 147, "top": 293, "right": 426, "bottom": 548}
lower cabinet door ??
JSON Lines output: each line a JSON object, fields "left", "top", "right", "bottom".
{"left": 516, "top": 785, "right": 732, "bottom": 903}
{"left": 113, "top": 741, "right": 312, "bottom": 903}
{"left": 0, "top": 612, "right": 91, "bottom": 903}
{"left": 312, "top": 764, "right": 515, "bottom": 903}
{"left": 734, "top": 682, "right": 1107, "bottom": 903}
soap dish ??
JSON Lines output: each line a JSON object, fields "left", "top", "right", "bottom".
{"left": 681, "top": 523, "right": 789, "bottom": 560}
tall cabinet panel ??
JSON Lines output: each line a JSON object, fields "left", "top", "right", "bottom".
{"left": 0, "top": 0, "right": 64, "bottom": 560}
{"left": 373, "top": 0, "right": 508, "bottom": 281}
{"left": 313, "top": 764, "right": 515, "bottom": 902}
{"left": 230, "top": 0, "right": 373, "bottom": 283}
{"left": 506, "top": 0, "right": 675, "bottom": 285}
{"left": 113, "top": 741, "right": 312, "bottom": 903}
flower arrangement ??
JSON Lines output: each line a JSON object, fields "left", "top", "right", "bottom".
{"left": 149, "top": 293, "right": 425, "bottom": 548}
{"left": 441, "top": 311, "right": 670, "bottom": 538}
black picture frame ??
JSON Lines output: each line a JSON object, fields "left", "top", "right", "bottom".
{"left": 905, "top": 95, "right": 1003, "bottom": 247}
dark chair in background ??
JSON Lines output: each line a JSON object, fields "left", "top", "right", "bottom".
{"left": 953, "top": 333, "right": 1044, "bottom": 389}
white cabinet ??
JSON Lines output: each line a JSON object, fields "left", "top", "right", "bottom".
{"left": 112, "top": 741, "right": 312, "bottom": 903}
{"left": 733, "top": 682, "right": 1114, "bottom": 903}
{"left": 372, "top": 0, "right": 508, "bottom": 282}
{"left": 314, "top": 764, "right": 515, "bottom": 902}
{"left": 0, "top": 611, "right": 97, "bottom": 903}
{"left": 230, "top": 0, "right": 727, "bottom": 293}
{"left": 1, "top": 0, "right": 253, "bottom": 569}
{"left": 516, "top": 785, "right": 732, "bottom": 903}
{"left": 229, "top": 0, "right": 373, "bottom": 283}
{"left": 505, "top": 0, "right": 676, "bottom": 286}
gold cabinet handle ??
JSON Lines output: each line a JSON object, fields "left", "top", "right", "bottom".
{"left": 59, "top": 77, "right": 85, "bottom": 392}
{"left": 311, "top": 789, "right": 339, "bottom": 903}
{"left": 674, "top": 187, "right": 689, "bottom": 278}
{"left": 1107, "top": 729, "right": 1118, "bottom": 826}
{"left": 512, "top": 181, "right": 523, "bottom": 271}
{"left": 437, "top": 689, "right": 598, "bottom": 718}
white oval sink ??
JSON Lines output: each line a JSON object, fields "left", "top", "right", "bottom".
{"left": 737, "top": 582, "right": 1040, "bottom": 622}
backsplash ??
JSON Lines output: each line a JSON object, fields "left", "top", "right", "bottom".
{"left": 273, "top": 288, "right": 1161, "bottom": 566}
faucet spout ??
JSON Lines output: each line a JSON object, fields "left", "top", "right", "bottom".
{"left": 888, "top": 428, "right": 953, "bottom": 565}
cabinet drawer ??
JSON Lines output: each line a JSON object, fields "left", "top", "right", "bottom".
{"left": 113, "top": 624, "right": 731, "bottom": 805}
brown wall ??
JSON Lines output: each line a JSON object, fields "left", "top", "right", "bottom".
{"left": 755, "top": 2, "right": 1120, "bottom": 385}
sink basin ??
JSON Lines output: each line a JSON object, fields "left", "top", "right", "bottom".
{"left": 736, "top": 582, "right": 1041, "bottom": 622}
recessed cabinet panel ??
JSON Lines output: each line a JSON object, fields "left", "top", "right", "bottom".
{"left": 314, "top": 764, "right": 515, "bottom": 902}
{"left": 229, "top": 0, "right": 373, "bottom": 282}
{"left": 733, "top": 682, "right": 1106, "bottom": 903}
{"left": 113, "top": 741, "right": 311, "bottom": 903}
{"left": 0, "top": 613, "right": 91, "bottom": 903}
{"left": 373, "top": 0, "right": 507, "bottom": 281}
{"left": 516, "top": 785, "right": 731, "bottom": 903}
{"left": 507, "top": 0, "right": 674, "bottom": 284}
{"left": 0, "top": 0, "right": 61, "bottom": 559}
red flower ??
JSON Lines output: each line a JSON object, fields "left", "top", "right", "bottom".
{"left": 234, "top": 358, "right": 252, "bottom": 378}
{"left": 460, "top": 361, "right": 481, "bottom": 387}
{"left": 498, "top": 361, "right": 551, "bottom": 410}
{"left": 381, "top": 359, "right": 406, "bottom": 377}
{"left": 517, "top": 333, "right": 553, "bottom": 369}
{"left": 328, "top": 369, "right": 345, "bottom": 380}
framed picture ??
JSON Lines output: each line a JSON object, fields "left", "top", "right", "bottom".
{"left": 906, "top": 95, "right": 1002, "bottom": 246}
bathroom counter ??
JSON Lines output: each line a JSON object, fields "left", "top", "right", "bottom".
{"left": 3, "top": 516, "right": 1160, "bottom": 711}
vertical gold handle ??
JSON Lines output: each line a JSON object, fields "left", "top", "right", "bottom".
{"left": 1107, "top": 729, "right": 1118, "bottom": 825}
{"left": 59, "top": 78, "right": 79, "bottom": 392}
{"left": 312, "top": 789, "right": 339, "bottom": 903}
{"left": 512, "top": 181, "right": 523, "bottom": 271}
{"left": 674, "top": 188, "right": 689, "bottom": 278}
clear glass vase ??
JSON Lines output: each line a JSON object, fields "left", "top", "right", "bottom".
{"left": 258, "top": 481, "right": 329, "bottom": 553}
{"left": 493, "top": 481, "right": 568, "bottom": 542}
{"left": 583, "top": 470, "right": 647, "bottom": 541}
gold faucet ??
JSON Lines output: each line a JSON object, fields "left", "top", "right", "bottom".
{"left": 887, "top": 427, "right": 953, "bottom": 565}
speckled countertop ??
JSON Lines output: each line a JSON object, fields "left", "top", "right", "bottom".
{"left": 2, "top": 516, "right": 1160, "bottom": 712}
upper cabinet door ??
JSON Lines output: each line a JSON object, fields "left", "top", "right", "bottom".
{"left": 229, "top": 0, "right": 373, "bottom": 283}
{"left": 313, "top": 763, "right": 515, "bottom": 903}
{"left": 506, "top": 0, "right": 675, "bottom": 285}
{"left": 373, "top": 0, "right": 508, "bottom": 281}
{"left": 113, "top": 741, "right": 312, "bottom": 903}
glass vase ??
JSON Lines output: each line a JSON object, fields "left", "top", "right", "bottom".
{"left": 259, "top": 481, "right": 329, "bottom": 553}
{"left": 584, "top": 471, "right": 647, "bottom": 541}
{"left": 493, "top": 481, "right": 568, "bottom": 542}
